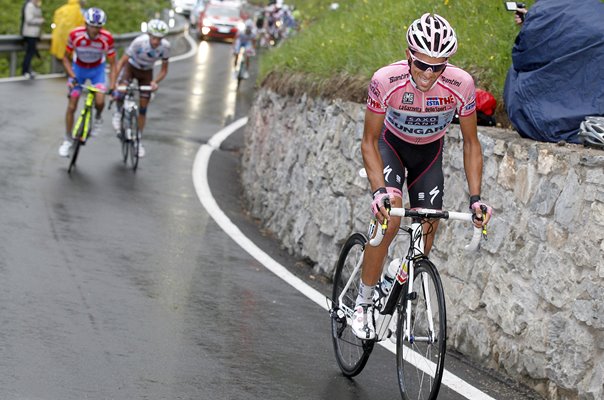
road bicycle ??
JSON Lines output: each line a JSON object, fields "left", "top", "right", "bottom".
{"left": 67, "top": 85, "right": 104, "bottom": 174}
{"left": 329, "top": 203, "right": 485, "bottom": 400}
{"left": 110, "top": 82, "right": 152, "bottom": 171}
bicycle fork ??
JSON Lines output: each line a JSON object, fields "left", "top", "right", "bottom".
{"left": 73, "top": 94, "right": 95, "bottom": 142}
{"left": 402, "top": 222, "right": 437, "bottom": 344}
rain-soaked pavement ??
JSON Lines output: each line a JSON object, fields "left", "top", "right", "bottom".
{"left": 0, "top": 34, "right": 541, "bottom": 399}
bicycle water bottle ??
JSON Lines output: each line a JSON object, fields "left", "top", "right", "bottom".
{"left": 380, "top": 258, "right": 400, "bottom": 296}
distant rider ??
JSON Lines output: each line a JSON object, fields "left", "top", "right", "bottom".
{"left": 112, "top": 19, "right": 171, "bottom": 158}
{"left": 233, "top": 20, "right": 256, "bottom": 79}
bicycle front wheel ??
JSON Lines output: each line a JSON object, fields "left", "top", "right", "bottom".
{"left": 68, "top": 120, "right": 86, "bottom": 174}
{"left": 331, "top": 233, "right": 374, "bottom": 377}
{"left": 396, "top": 258, "right": 446, "bottom": 400}
{"left": 128, "top": 111, "right": 139, "bottom": 171}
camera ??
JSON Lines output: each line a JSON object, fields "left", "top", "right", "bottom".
{"left": 504, "top": 2, "right": 526, "bottom": 11}
{"left": 504, "top": 2, "right": 526, "bottom": 22}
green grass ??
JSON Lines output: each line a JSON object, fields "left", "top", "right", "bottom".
{"left": 0, "top": 0, "right": 168, "bottom": 35}
{"left": 0, "top": 0, "right": 169, "bottom": 77}
{"left": 261, "top": 0, "right": 535, "bottom": 107}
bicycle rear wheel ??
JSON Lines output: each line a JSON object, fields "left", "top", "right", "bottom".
{"left": 128, "top": 111, "right": 139, "bottom": 171}
{"left": 396, "top": 258, "right": 446, "bottom": 400}
{"left": 68, "top": 119, "right": 86, "bottom": 174}
{"left": 331, "top": 233, "right": 374, "bottom": 377}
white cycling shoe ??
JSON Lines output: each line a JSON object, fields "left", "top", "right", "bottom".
{"left": 58, "top": 140, "right": 72, "bottom": 157}
{"left": 351, "top": 304, "right": 376, "bottom": 340}
{"left": 112, "top": 112, "right": 121, "bottom": 131}
{"left": 137, "top": 144, "right": 145, "bottom": 158}
{"left": 90, "top": 117, "right": 103, "bottom": 137}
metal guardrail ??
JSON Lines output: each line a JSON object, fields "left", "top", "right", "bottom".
{"left": 0, "top": 12, "right": 186, "bottom": 77}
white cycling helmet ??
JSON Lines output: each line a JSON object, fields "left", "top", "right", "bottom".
{"left": 578, "top": 116, "right": 604, "bottom": 148}
{"left": 147, "top": 19, "right": 169, "bottom": 38}
{"left": 406, "top": 13, "right": 458, "bottom": 58}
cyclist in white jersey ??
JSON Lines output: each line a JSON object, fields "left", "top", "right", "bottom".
{"left": 351, "top": 13, "right": 493, "bottom": 340}
{"left": 112, "top": 19, "right": 171, "bottom": 157}
{"left": 233, "top": 19, "right": 257, "bottom": 79}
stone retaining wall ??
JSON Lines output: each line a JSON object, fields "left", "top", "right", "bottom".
{"left": 241, "top": 89, "right": 604, "bottom": 400}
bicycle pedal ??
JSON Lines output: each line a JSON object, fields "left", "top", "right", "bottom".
{"left": 405, "top": 292, "right": 417, "bottom": 301}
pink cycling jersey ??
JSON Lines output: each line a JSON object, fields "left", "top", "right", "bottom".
{"left": 66, "top": 26, "right": 116, "bottom": 68}
{"left": 367, "top": 60, "right": 476, "bottom": 145}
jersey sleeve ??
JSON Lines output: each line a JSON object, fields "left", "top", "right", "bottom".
{"left": 65, "top": 29, "right": 75, "bottom": 53}
{"left": 366, "top": 73, "right": 387, "bottom": 114}
{"left": 125, "top": 37, "right": 138, "bottom": 58}
{"left": 105, "top": 31, "right": 116, "bottom": 58}
{"left": 161, "top": 39, "right": 171, "bottom": 60}
{"left": 458, "top": 74, "right": 477, "bottom": 117}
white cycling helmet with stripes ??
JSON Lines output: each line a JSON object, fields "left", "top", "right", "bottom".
{"left": 147, "top": 19, "right": 169, "bottom": 38}
{"left": 578, "top": 116, "right": 604, "bottom": 148}
{"left": 406, "top": 13, "right": 458, "bottom": 58}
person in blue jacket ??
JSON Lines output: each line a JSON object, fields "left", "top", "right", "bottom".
{"left": 503, "top": 0, "right": 604, "bottom": 143}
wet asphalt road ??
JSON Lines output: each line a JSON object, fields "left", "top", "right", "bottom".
{"left": 0, "top": 36, "right": 540, "bottom": 399}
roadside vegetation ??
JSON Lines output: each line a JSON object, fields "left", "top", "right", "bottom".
{"left": 260, "top": 0, "right": 535, "bottom": 122}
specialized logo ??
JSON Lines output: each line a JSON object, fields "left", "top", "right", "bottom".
{"left": 383, "top": 165, "right": 393, "bottom": 183}
{"left": 403, "top": 92, "right": 414, "bottom": 104}
{"left": 418, "top": 192, "right": 425, "bottom": 201}
{"left": 426, "top": 95, "right": 455, "bottom": 107}
{"left": 429, "top": 186, "right": 440, "bottom": 205}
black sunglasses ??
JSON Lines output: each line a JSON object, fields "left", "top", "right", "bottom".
{"left": 409, "top": 51, "right": 448, "bottom": 73}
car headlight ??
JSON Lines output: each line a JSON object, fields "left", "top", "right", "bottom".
{"left": 202, "top": 18, "right": 212, "bottom": 26}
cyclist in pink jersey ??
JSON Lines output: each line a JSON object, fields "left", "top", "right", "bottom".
{"left": 58, "top": 7, "right": 117, "bottom": 157}
{"left": 352, "top": 13, "right": 493, "bottom": 340}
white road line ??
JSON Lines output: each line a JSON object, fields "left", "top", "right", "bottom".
{"left": 192, "top": 122, "right": 499, "bottom": 400}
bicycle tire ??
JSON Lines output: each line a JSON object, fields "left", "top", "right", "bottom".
{"left": 331, "top": 232, "right": 374, "bottom": 377}
{"left": 120, "top": 109, "right": 129, "bottom": 163}
{"left": 67, "top": 115, "right": 86, "bottom": 174}
{"left": 129, "top": 111, "right": 139, "bottom": 171}
{"left": 396, "top": 258, "right": 446, "bottom": 400}
{"left": 237, "top": 54, "right": 246, "bottom": 88}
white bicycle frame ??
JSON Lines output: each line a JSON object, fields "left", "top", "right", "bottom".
{"left": 116, "top": 84, "right": 152, "bottom": 139}
{"left": 362, "top": 207, "right": 482, "bottom": 342}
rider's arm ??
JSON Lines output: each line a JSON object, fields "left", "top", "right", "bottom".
{"left": 115, "top": 53, "right": 129, "bottom": 80}
{"left": 62, "top": 50, "right": 75, "bottom": 80}
{"left": 459, "top": 112, "right": 482, "bottom": 199}
{"left": 153, "top": 59, "right": 169, "bottom": 86}
{"left": 459, "top": 111, "right": 491, "bottom": 225}
{"left": 107, "top": 54, "right": 118, "bottom": 92}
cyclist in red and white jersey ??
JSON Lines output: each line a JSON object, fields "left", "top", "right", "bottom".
{"left": 58, "top": 7, "right": 117, "bottom": 157}
{"left": 352, "top": 13, "right": 493, "bottom": 340}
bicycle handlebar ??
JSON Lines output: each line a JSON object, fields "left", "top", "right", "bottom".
{"left": 368, "top": 207, "right": 483, "bottom": 252}
{"left": 116, "top": 85, "right": 153, "bottom": 91}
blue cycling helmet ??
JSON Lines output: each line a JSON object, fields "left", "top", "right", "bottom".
{"left": 85, "top": 8, "right": 107, "bottom": 27}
